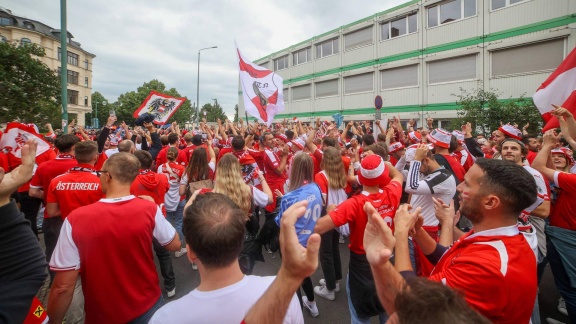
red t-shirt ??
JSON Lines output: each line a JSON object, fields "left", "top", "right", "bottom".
{"left": 0, "top": 152, "right": 8, "bottom": 172}
{"left": 329, "top": 180, "right": 402, "bottom": 254}
{"left": 442, "top": 154, "right": 466, "bottom": 182}
{"left": 94, "top": 152, "right": 107, "bottom": 171}
{"left": 218, "top": 146, "right": 233, "bottom": 161}
{"left": 263, "top": 148, "right": 287, "bottom": 187}
{"left": 46, "top": 164, "right": 103, "bottom": 219}
{"left": 429, "top": 228, "right": 536, "bottom": 324}
{"left": 452, "top": 149, "right": 474, "bottom": 172}
{"left": 156, "top": 146, "right": 187, "bottom": 167}
{"left": 180, "top": 145, "right": 195, "bottom": 163}
{"left": 29, "top": 154, "right": 77, "bottom": 217}
{"left": 526, "top": 150, "right": 537, "bottom": 166}
{"left": 551, "top": 172, "right": 576, "bottom": 230}
{"left": 130, "top": 170, "right": 170, "bottom": 216}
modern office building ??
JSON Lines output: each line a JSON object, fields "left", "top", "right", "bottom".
{"left": 240, "top": 0, "right": 576, "bottom": 128}
{"left": 0, "top": 6, "right": 95, "bottom": 126}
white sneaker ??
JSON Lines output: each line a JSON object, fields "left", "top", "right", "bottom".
{"left": 167, "top": 288, "right": 176, "bottom": 298}
{"left": 302, "top": 296, "right": 319, "bottom": 317}
{"left": 314, "top": 285, "right": 335, "bottom": 300}
{"left": 546, "top": 318, "right": 565, "bottom": 324}
{"left": 191, "top": 263, "right": 198, "bottom": 271}
{"left": 558, "top": 297, "right": 568, "bottom": 316}
{"left": 319, "top": 279, "right": 340, "bottom": 292}
{"left": 175, "top": 247, "right": 187, "bottom": 258}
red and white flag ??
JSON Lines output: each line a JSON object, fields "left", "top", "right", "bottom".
{"left": 0, "top": 122, "right": 51, "bottom": 158}
{"left": 533, "top": 47, "right": 576, "bottom": 132}
{"left": 132, "top": 91, "right": 186, "bottom": 125}
{"left": 292, "top": 117, "right": 298, "bottom": 123}
{"left": 237, "top": 47, "right": 284, "bottom": 125}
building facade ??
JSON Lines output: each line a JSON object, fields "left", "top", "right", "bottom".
{"left": 240, "top": 0, "right": 576, "bottom": 128}
{"left": 0, "top": 7, "right": 95, "bottom": 126}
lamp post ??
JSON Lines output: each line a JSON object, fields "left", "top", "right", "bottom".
{"left": 212, "top": 98, "right": 217, "bottom": 122}
{"left": 196, "top": 46, "right": 217, "bottom": 124}
{"left": 93, "top": 100, "right": 107, "bottom": 128}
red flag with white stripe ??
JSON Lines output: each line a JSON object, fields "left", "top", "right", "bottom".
{"left": 237, "top": 47, "right": 284, "bottom": 125}
{"left": 0, "top": 122, "right": 51, "bottom": 158}
{"left": 533, "top": 47, "right": 576, "bottom": 132}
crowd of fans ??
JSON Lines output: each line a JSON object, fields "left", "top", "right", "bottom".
{"left": 0, "top": 106, "right": 575, "bottom": 324}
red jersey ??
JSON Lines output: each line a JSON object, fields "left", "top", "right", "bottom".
{"left": 551, "top": 172, "right": 576, "bottom": 230}
{"left": 329, "top": 180, "right": 402, "bottom": 254}
{"left": 94, "top": 152, "right": 107, "bottom": 171}
{"left": 263, "top": 148, "right": 287, "bottom": 212}
{"left": 452, "top": 149, "right": 474, "bottom": 172}
{"left": 180, "top": 145, "right": 195, "bottom": 163}
{"left": 29, "top": 154, "right": 77, "bottom": 217}
{"left": 218, "top": 146, "right": 233, "bottom": 161}
{"left": 46, "top": 164, "right": 103, "bottom": 219}
{"left": 155, "top": 146, "right": 187, "bottom": 167}
{"left": 130, "top": 170, "right": 170, "bottom": 216}
{"left": 526, "top": 150, "right": 537, "bottom": 166}
{"left": 429, "top": 226, "right": 537, "bottom": 324}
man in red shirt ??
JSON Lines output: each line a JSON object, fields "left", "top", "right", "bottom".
{"left": 426, "top": 128, "right": 465, "bottom": 182}
{"left": 364, "top": 158, "right": 538, "bottom": 324}
{"left": 314, "top": 155, "right": 403, "bottom": 323}
{"left": 261, "top": 132, "right": 288, "bottom": 214}
{"left": 47, "top": 153, "right": 181, "bottom": 323}
{"left": 29, "top": 134, "right": 79, "bottom": 281}
{"left": 155, "top": 132, "right": 187, "bottom": 168}
{"left": 131, "top": 150, "right": 176, "bottom": 296}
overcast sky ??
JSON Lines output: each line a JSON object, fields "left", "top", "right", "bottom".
{"left": 5, "top": 0, "right": 405, "bottom": 119}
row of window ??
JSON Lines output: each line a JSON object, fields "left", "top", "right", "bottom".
{"left": 57, "top": 67, "right": 90, "bottom": 87}
{"left": 282, "top": 38, "right": 563, "bottom": 101}
{"left": 66, "top": 90, "right": 90, "bottom": 107}
{"left": 267, "top": 0, "right": 529, "bottom": 71}
{"left": 58, "top": 48, "right": 80, "bottom": 66}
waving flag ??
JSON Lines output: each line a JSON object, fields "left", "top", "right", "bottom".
{"left": 0, "top": 122, "right": 51, "bottom": 158}
{"left": 237, "top": 47, "right": 284, "bottom": 125}
{"left": 133, "top": 91, "right": 186, "bottom": 125}
{"left": 533, "top": 47, "right": 576, "bottom": 132}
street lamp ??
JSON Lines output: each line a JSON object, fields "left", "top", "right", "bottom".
{"left": 211, "top": 98, "right": 217, "bottom": 122}
{"left": 94, "top": 100, "right": 107, "bottom": 128}
{"left": 196, "top": 46, "right": 217, "bottom": 124}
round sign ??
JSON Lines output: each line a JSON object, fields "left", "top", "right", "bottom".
{"left": 374, "top": 95, "right": 383, "bottom": 110}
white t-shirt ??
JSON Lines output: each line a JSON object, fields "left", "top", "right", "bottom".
{"left": 149, "top": 275, "right": 304, "bottom": 324}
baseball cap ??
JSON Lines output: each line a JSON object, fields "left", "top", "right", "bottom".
{"left": 498, "top": 124, "right": 522, "bottom": 140}
{"left": 357, "top": 155, "right": 387, "bottom": 187}
{"left": 426, "top": 128, "right": 452, "bottom": 149}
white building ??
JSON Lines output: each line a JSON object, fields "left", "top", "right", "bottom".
{"left": 239, "top": 0, "right": 576, "bottom": 129}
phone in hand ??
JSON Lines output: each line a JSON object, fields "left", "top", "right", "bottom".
{"left": 109, "top": 110, "right": 116, "bottom": 117}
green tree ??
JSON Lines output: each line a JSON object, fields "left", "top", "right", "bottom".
{"left": 113, "top": 79, "right": 193, "bottom": 126}
{"left": 84, "top": 92, "right": 111, "bottom": 128}
{"left": 0, "top": 40, "right": 61, "bottom": 126}
{"left": 453, "top": 88, "right": 543, "bottom": 136}
{"left": 234, "top": 104, "right": 239, "bottom": 122}
{"left": 200, "top": 100, "right": 227, "bottom": 122}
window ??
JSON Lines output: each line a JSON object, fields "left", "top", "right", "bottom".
{"left": 428, "top": 0, "right": 476, "bottom": 27}
{"left": 57, "top": 68, "right": 79, "bottom": 84}
{"left": 293, "top": 47, "right": 311, "bottom": 65}
{"left": 84, "top": 96, "right": 89, "bottom": 106}
{"left": 20, "top": 38, "right": 31, "bottom": 46}
{"left": 0, "top": 36, "right": 6, "bottom": 43}
{"left": 84, "top": 59, "right": 89, "bottom": 69}
{"left": 344, "top": 27, "right": 373, "bottom": 50}
{"left": 345, "top": 73, "right": 373, "bottom": 94}
{"left": 85, "top": 77, "right": 89, "bottom": 87}
{"left": 0, "top": 17, "right": 11, "bottom": 26}
{"left": 315, "top": 79, "right": 339, "bottom": 98}
{"left": 23, "top": 22, "right": 34, "bottom": 30}
{"left": 274, "top": 55, "right": 289, "bottom": 71}
{"left": 381, "top": 65, "right": 418, "bottom": 89}
{"left": 381, "top": 13, "right": 417, "bottom": 40}
{"left": 428, "top": 55, "right": 476, "bottom": 84}
{"left": 292, "top": 84, "right": 311, "bottom": 101}
{"left": 492, "top": 39, "right": 564, "bottom": 77}
{"left": 58, "top": 48, "right": 79, "bottom": 66}
{"left": 492, "top": 0, "right": 525, "bottom": 10}
{"left": 283, "top": 88, "right": 289, "bottom": 102}
{"left": 316, "top": 38, "right": 339, "bottom": 58}
{"left": 258, "top": 61, "right": 269, "bottom": 69}
{"left": 68, "top": 90, "right": 79, "bottom": 105}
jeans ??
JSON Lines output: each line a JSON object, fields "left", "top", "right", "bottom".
{"left": 319, "top": 229, "right": 342, "bottom": 290}
{"left": 167, "top": 200, "right": 185, "bottom": 246}
{"left": 152, "top": 238, "right": 175, "bottom": 291}
{"left": 547, "top": 237, "right": 576, "bottom": 323}
{"left": 346, "top": 274, "right": 387, "bottom": 324}
{"left": 20, "top": 192, "right": 42, "bottom": 238}
{"left": 129, "top": 295, "right": 163, "bottom": 324}
{"left": 43, "top": 216, "right": 64, "bottom": 282}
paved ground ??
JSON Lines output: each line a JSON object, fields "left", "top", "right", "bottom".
{"left": 37, "top": 235, "right": 570, "bottom": 324}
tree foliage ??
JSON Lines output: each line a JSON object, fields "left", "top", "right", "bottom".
{"left": 111, "top": 79, "right": 193, "bottom": 125}
{"left": 453, "top": 88, "right": 543, "bottom": 136}
{"left": 0, "top": 40, "right": 61, "bottom": 125}
{"left": 199, "top": 100, "right": 227, "bottom": 122}
{"left": 234, "top": 104, "right": 239, "bottom": 122}
{"left": 84, "top": 92, "right": 111, "bottom": 128}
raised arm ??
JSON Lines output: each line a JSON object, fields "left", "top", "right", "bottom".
{"left": 532, "top": 130, "right": 561, "bottom": 182}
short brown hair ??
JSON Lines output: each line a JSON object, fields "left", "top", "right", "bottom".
{"left": 134, "top": 150, "right": 153, "bottom": 169}
{"left": 104, "top": 152, "right": 140, "bottom": 184}
{"left": 74, "top": 140, "right": 98, "bottom": 164}
{"left": 183, "top": 193, "right": 245, "bottom": 269}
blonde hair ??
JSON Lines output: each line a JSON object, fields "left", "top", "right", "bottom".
{"left": 320, "top": 147, "right": 347, "bottom": 189}
{"left": 288, "top": 152, "right": 314, "bottom": 192}
{"left": 213, "top": 154, "right": 252, "bottom": 215}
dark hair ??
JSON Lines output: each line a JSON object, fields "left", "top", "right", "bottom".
{"left": 168, "top": 133, "right": 179, "bottom": 145}
{"left": 448, "top": 135, "right": 459, "bottom": 153}
{"left": 285, "top": 130, "right": 294, "bottom": 140}
{"left": 74, "top": 140, "right": 98, "bottom": 164}
{"left": 231, "top": 136, "right": 245, "bottom": 151}
{"left": 160, "top": 135, "right": 169, "bottom": 146}
{"left": 364, "top": 143, "right": 388, "bottom": 161}
{"left": 377, "top": 133, "right": 387, "bottom": 142}
{"left": 186, "top": 147, "right": 209, "bottom": 181}
{"left": 104, "top": 152, "right": 140, "bottom": 184}
{"left": 521, "top": 134, "right": 536, "bottom": 145}
{"left": 474, "top": 158, "right": 537, "bottom": 216}
{"left": 134, "top": 150, "right": 153, "bottom": 169}
{"left": 322, "top": 137, "right": 336, "bottom": 148}
{"left": 183, "top": 193, "right": 246, "bottom": 268}
{"left": 192, "top": 135, "right": 203, "bottom": 146}
{"left": 498, "top": 138, "right": 528, "bottom": 157}
{"left": 362, "top": 134, "right": 375, "bottom": 146}
{"left": 167, "top": 147, "right": 178, "bottom": 161}
{"left": 395, "top": 278, "right": 491, "bottom": 324}
{"left": 262, "top": 132, "right": 273, "bottom": 143}
{"left": 54, "top": 134, "right": 80, "bottom": 153}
